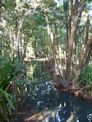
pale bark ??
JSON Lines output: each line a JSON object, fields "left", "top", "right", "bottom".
{"left": 73, "top": 37, "right": 92, "bottom": 83}
{"left": 72, "top": 11, "right": 92, "bottom": 84}
{"left": 66, "top": 0, "right": 84, "bottom": 82}
{"left": 45, "top": 11, "right": 68, "bottom": 86}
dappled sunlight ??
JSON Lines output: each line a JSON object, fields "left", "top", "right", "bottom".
{"left": 1, "top": 0, "right": 92, "bottom": 121}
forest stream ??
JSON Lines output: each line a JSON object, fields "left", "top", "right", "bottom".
{"left": 10, "top": 81, "right": 92, "bottom": 122}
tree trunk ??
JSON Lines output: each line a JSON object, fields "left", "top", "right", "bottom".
{"left": 66, "top": 0, "right": 84, "bottom": 84}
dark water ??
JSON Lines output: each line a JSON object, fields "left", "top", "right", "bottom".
{"left": 15, "top": 81, "right": 92, "bottom": 122}
{"left": 57, "top": 92, "right": 92, "bottom": 122}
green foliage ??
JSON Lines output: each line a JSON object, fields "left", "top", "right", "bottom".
{"left": 0, "top": 0, "right": 92, "bottom": 117}
{"left": 79, "top": 63, "right": 92, "bottom": 84}
{"left": 0, "top": 57, "right": 26, "bottom": 121}
{"left": 0, "top": 58, "right": 15, "bottom": 121}
{"left": 0, "top": 59, "right": 13, "bottom": 88}
{"left": 2, "top": 0, "right": 16, "bottom": 11}
{"left": 32, "top": 62, "right": 52, "bottom": 81}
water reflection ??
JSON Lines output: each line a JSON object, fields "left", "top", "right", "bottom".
{"left": 87, "top": 114, "right": 92, "bottom": 122}
{"left": 25, "top": 81, "right": 92, "bottom": 122}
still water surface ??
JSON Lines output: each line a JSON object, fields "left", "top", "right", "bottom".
{"left": 25, "top": 81, "right": 92, "bottom": 122}
{"left": 14, "top": 81, "right": 92, "bottom": 122}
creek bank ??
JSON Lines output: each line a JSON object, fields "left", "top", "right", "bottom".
{"left": 54, "top": 83, "right": 92, "bottom": 103}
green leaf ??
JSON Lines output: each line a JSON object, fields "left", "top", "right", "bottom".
{"left": 0, "top": 89, "right": 15, "bottom": 110}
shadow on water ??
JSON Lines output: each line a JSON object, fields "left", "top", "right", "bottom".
{"left": 14, "top": 81, "right": 92, "bottom": 122}
{"left": 58, "top": 92, "right": 92, "bottom": 122}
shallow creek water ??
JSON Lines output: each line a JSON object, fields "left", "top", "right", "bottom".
{"left": 16, "top": 81, "right": 92, "bottom": 122}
